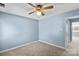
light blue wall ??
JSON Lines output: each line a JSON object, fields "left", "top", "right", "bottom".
{"left": 39, "top": 9, "right": 79, "bottom": 48}
{"left": 39, "top": 15, "right": 66, "bottom": 47}
{"left": 0, "top": 9, "right": 79, "bottom": 51}
{"left": 0, "top": 12, "right": 38, "bottom": 51}
{"left": 64, "top": 9, "right": 79, "bottom": 46}
{"left": 63, "top": 9, "right": 79, "bottom": 17}
{"left": 0, "top": 18, "right": 2, "bottom": 50}
{"left": 69, "top": 18, "right": 79, "bottom": 22}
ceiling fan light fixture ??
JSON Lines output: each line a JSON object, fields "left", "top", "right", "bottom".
{"left": 36, "top": 11, "right": 42, "bottom": 16}
{"left": 28, "top": 3, "right": 54, "bottom": 16}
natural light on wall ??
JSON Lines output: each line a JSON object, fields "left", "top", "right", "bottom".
{"left": 2, "top": 21, "right": 17, "bottom": 39}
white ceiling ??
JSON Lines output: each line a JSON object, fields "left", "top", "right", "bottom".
{"left": 0, "top": 3, "right": 79, "bottom": 20}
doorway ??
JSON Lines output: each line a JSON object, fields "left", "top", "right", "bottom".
{"left": 67, "top": 18, "right": 79, "bottom": 48}
{"left": 71, "top": 22, "right": 79, "bottom": 47}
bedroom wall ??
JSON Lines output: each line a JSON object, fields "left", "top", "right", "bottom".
{"left": 64, "top": 9, "right": 79, "bottom": 17}
{"left": 0, "top": 12, "right": 38, "bottom": 51}
{"left": 0, "top": 9, "right": 79, "bottom": 51}
{"left": 64, "top": 9, "right": 79, "bottom": 47}
{"left": 39, "top": 9, "right": 79, "bottom": 48}
{"left": 0, "top": 19, "right": 2, "bottom": 50}
{"left": 39, "top": 14, "right": 66, "bottom": 48}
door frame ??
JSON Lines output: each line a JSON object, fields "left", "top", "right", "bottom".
{"left": 65, "top": 15, "right": 79, "bottom": 48}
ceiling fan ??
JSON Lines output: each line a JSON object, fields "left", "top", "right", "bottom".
{"left": 28, "top": 3, "right": 54, "bottom": 16}
{"left": 0, "top": 3, "right": 5, "bottom": 7}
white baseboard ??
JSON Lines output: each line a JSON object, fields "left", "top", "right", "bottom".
{"left": 39, "top": 40, "right": 66, "bottom": 50}
{"left": 0, "top": 41, "right": 38, "bottom": 53}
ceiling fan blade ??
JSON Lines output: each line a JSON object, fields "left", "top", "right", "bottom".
{"left": 28, "top": 3, "right": 35, "bottom": 7}
{"left": 29, "top": 11, "right": 35, "bottom": 14}
{"left": 43, "top": 5, "right": 53, "bottom": 10}
{"left": 0, "top": 3, "right": 5, "bottom": 7}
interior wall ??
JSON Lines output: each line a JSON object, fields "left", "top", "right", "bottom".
{"left": 39, "top": 9, "right": 79, "bottom": 48}
{"left": 0, "top": 12, "right": 38, "bottom": 51}
{"left": 63, "top": 9, "right": 79, "bottom": 17}
{"left": 39, "top": 14, "right": 66, "bottom": 48}
{"left": 0, "top": 9, "right": 79, "bottom": 51}
{"left": 64, "top": 9, "right": 79, "bottom": 47}
{"left": 0, "top": 19, "right": 2, "bottom": 50}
